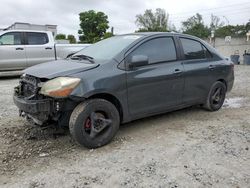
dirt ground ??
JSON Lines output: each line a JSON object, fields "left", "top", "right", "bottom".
{"left": 0, "top": 66, "right": 249, "bottom": 188}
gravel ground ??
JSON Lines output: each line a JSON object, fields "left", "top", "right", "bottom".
{"left": 0, "top": 66, "right": 249, "bottom": 188}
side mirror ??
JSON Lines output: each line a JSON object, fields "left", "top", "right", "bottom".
{"left": 129, "top": 55, "right": 149, "bottom": 68}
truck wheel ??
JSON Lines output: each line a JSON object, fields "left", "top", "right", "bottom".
{"left": 203, "top": 81, "right": 226, "bottom": 111}
{"left": 69, "top": 99, "right": 120, "bottom": 149}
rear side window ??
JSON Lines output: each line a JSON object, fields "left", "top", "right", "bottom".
{"left": 180, "top": 38, "right": 211, "bottom": 60}
{"left": 26, "top": 32, "right": 48, "bottom": 45}
{"left": 0, "top": 32, "right": 22, "bottom": 45}
{"left": 130, "top": 37, "right": 177, "bottom": 64}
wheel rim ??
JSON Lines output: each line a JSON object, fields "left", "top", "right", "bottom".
{"left": 211, "top": 87, "right": 223, "bottom": 105}
{"left": 83, "top": 111, "right": 112, "bottom": 139}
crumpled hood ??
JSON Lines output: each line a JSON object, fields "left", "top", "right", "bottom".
{"left": 24, "top": 59, "right": 99, "bottom": 79}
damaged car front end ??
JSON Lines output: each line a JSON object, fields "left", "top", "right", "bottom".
{"left": 14, "top": 74, "right": 81, "bottom": 126}
{"left": 13, "top": 56, "right": 101, "bottom": 127}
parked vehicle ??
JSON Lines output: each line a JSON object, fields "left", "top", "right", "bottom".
{"left": 13, "top": 32, "right": 234, "bottom": 148}
{"left": 0, "top": 30, "right": 90, "bottom": 72}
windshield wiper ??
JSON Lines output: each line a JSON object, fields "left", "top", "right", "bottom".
{"left": 70, "top": 54, "right": 95, "bottom": 63}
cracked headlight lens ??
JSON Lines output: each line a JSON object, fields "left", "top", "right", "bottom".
{"left": 39, "top": 77, "right": 80, "bottom": 98}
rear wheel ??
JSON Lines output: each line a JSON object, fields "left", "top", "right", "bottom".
{"left": 203, "top": 81, "right": 226, "bottom": 111}
{"left": 69, "top": 99, "right": 120, "bottom": 148}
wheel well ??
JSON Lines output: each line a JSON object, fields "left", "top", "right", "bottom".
{"left": 217, "top": 79, "right": 227, "bottom": 91}
{"left": 88, "top": 93, "right": 123, "bottom": 122}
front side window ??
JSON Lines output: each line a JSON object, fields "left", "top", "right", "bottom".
{"left": 129, "top": 37, "right": 177, "bottom": 64}
{"left": 0, "top": 32, "right": 22, "bottom": 45}
{"left": 26, "top": 32, "right": 48, "bottom": 45}
{"left": 180, "top": 38, "right": 211, "bottom": 60}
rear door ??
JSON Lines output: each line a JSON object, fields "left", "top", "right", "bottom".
{"left": 179, "top": 37, "right": 219, "bottom": 104}
{"left": 24, "top": 32, "right": 55, "bottom": 67}
{"left": 0, "top": 31, "right": 26, "bottom": 70}
{"left": 126, "top": 36, "right": 184, "bottom": 118}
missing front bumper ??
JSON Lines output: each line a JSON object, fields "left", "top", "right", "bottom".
{"left": 13, "top": 95, "right": 53, "bottom": 125}
{"left": 13, "top": 95, "right": 52, "bottom": 114}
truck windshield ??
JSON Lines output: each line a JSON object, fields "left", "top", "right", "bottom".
{"left": 73, "top": 35, "right": 143, "bottom": 60}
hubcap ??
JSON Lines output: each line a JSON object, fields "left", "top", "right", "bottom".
{"left": 83, "top": 112, "right": 112, "bottom": 139}
{"left": 211, "top": 87, "right": 223, "bottom": 105}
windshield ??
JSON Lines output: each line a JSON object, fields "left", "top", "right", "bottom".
{"left": 74, "top": 35, "right": 143, "bottom": 60}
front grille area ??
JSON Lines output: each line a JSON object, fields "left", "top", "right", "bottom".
{"left": 20, "top": 75, "right": 40, "bottom": 98}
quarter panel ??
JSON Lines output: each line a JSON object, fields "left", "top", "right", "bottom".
{"left": 182, "top": 59, "right": 230, "bottom": 103}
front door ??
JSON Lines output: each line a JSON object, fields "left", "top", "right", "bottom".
{"left": 126, "top": 37, "right": 184, "bottom": 118}
{"left": 0, "top": 32, "right": 26, "bottom": 71}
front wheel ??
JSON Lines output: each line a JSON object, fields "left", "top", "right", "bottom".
{"left": 203, "top": 81, "right": 226, "bottom": 111}
{"left": 69, "top": 99, "right": 120, "bottom": 149}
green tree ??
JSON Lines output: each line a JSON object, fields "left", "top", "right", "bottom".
{"left": 67, "top": 35, "right": 76, "bottom": 43}
{"left": 55, "top": 34, "right": 66, "bottom": 40}
{"left": 246, "top": 20, "right": 250, "bottom": 31}
{"left": 136, "top": 8, "right": 170, "bottom": 32}
{"left": 210, "top": 14, "right": 224, "bottom": 31}
{"left": 78, "top": 10, "right": 109, "bottom": 43}
{"left": 215, "top": 24, "right": 249, "bottom": 37}
{"left": 182, "top": 13, "right": 210, "bottom": 38}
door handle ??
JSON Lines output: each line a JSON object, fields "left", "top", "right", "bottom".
{"left": 173, "top": 69, "right": 183, "bottom": 74}
{"left": 208, "top": 65, "right": 215, "bottom": 70}
{"left": 45, "top": 47, "right": 53, "bottom": 50}
{"left": 16, "top": 47, "right": 24, "bottom": 50}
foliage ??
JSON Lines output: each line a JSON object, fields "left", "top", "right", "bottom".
{"left": 67, "top": 35, "right": 76, "bottom": 44}
{"left": 210, "top": 14, "right": 224, "bottom": 31}
{"left": 246, "top": 20, "right": 250, "bottom": 31}
{"left": 215, "top": 24, "right": 249, "bottom": 37}
{"left": 103, "top": 32, "right": 114, "bottom": 39}
{"left": 181, "top": 13, "right": 249, "bottom": 38}
{"left": 55, "top": 34, "right": 66, "bottom": 40}
{"left": 181, "top": 13, "right": 210, "bottom": 38}
{"left": 56, "top": 34, "right": 76, "bottom": 43}
{"left": 78, "top": 10, "right": 109, "bottom": 43}
{"left": 136, "top": 8, "right": 170, "bottom": 32}
{"left": 182, "top": 13, "right": 203, "bottom": 30}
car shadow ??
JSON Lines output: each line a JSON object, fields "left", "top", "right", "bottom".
{"left": 119, "top": 105, "right": 202, "bottom": 131}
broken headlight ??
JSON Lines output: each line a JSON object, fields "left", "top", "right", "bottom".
{"left": 39, "top": 77, "right": 80, "bottom": 98}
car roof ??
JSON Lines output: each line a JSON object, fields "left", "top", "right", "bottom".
{"left": 118, "top": 32, "right": 202, "bottom": 41}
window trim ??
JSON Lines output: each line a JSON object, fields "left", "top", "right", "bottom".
{"left": 0, "top": 32, "right": 24, "bottom": 46}
{"left": 24, "top": 32, "right": 49, "bottom": 45}
{"left": 179, "top": 37, "right": 213, "bottom": 60}
{"left": 201, "top": 43, "right": 213, "bottom": 59}
{"left": 125, "top": 36, "right": 178, "bottom": 67}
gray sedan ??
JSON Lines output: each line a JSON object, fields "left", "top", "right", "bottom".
{"left": 13, "top": 32, "right": 234, "bottom": 148}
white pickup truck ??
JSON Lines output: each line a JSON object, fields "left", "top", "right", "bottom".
{"left": 0, "top": 30, "right": 90, "bottom": 74}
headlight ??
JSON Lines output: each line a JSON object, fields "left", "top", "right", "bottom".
{"left": 39, "top": 77, "right": 81, "bottom": 98}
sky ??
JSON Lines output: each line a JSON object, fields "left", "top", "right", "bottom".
{"left": 1, "top": 0, "right": 249, "bottom": 39}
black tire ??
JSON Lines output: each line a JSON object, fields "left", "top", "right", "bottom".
{"left": 203, "top": 81, "right": 226, "bottom": 111}
{"left": 69, "top": 99, "right": 120, "bottom": 149}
